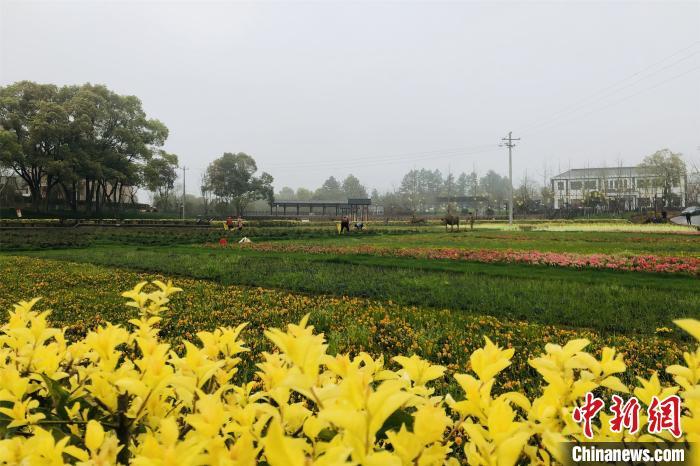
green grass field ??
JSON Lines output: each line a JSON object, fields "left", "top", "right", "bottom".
{"left": 18, "top": 243, "right": 700, "bottom": 335}
{"left": 270, "top": 228, "right": 700, "bottom": 256}
{"left": 2, "top": 222, "right": 698, "bottom": 393}
{"left": 2, "top": 222, "right": 698, "bottom": 254}
{"left": 0, "top": 254, "right": 688, "bottom": 395}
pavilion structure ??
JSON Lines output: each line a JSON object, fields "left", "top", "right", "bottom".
{"left": 269, "top": 198, "right": 371, "bottom": 220}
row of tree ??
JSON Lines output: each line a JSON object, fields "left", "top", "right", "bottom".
{"left": 276, "top": 174, "right": 368, "bottom": 202}
{"left": 275, "top": 149, "right": 693, "bottom": 215}
{"left": 2, "top": 81, "right": 693, "bottom": 217}
{"left": 0, "top": 82, "right": 275, "bottom": 217}
{"left": 0, "top": 81, "right": 180, "bottom": 213}
{"left": 276, "top": 169, "right": 524, "bottom": 213}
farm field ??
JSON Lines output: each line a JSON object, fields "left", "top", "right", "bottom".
{"left": 17, "top": 242, "right": 700, "bottom": 334}
{"left": 275, "top": 229, "right": 700, "bottom": 256}
{"left": 2, "top": 222, "right": 699, "bottom": 378}
{"left": 2, "top": 220, "right": 698, "bottom": 254}
{"left": 0, "top": 254, "right": 689, "bottom": 396}
{"left": 2, "top": 220, "right": 700, "bottom": 461}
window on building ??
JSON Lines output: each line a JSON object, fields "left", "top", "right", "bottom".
{"left": 570, "top": 181, "right": 583, "bottom": 190}
{"left": 557, "top": 182, "right": 564, "bottom": 190}
{"left": 584, "top": 180, "right": 596, "bottom": 189}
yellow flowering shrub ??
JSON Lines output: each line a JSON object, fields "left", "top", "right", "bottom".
{"left": 0, "top": 281, "right": 697, "bottom": 465}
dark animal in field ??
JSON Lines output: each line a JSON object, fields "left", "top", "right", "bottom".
{"left": 410, "top": 215, "right": 427, "bottom": 225}
{"left": 442, "top": 214, "right": 460, "bottom": 231}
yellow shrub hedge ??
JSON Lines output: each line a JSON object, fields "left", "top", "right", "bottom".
{"left": 0, "top": 281, "right": 697, "bottom": 465}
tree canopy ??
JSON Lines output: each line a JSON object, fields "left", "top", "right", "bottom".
{"left": 143, "top": 150, "right": 179, "bottom": 211}
{"left": 640, "top": 149, "right": 686, "bottom": 207}
{"left": 341, "top": 174, "right": 368, "bottom": 199}
{"left": 0, "top": 81, "right": 169, "bottom": 212}
{"left": 203, "top": 152, "right": 274, "bottom": 215}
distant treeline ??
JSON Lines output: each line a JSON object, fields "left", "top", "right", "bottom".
{"left": 276, "top": 169, "right": 549, "bottom": 214}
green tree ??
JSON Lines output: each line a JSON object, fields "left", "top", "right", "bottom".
{"left": 514, "top": 179, "right": 540, "bottom": 213}
{"left": 143, "top": 150, "right": 179, "bottom": 211}
{"left": 442, "top": 173, "right": 456, "bottom": 199}
{"left": 456, "top": 172, "right": 469, "bottom": 196}
{"left": 398, "top": 169, "right": 421, "bottom": 212}
{"left": 0, "top": 82, "right": 63, "bottom": 209}
{"left": 314, "top": 176, "right": 344, "bottom": 200}
{"left": 479, "top": 170, "right": 510, "bottom": 210}
{"left": 397, "top": 168, "right": 444, "bottom": 212}
{"left": 204, "top": 152, "right": 274, "bottom": 215}
{"left": 276, "top": 186, "right": 296, "bottom": 200}
{"left": 296, "top": 187, "right": 313, "bottom": 201}
{"left": 341, "top": 174, "right": 368, "bottom": 199}
{"left": 0, "top": 81, "right": 168, "bottom": 213}
{"left": 640, "top": 149, "right": 686, "bottom": 207}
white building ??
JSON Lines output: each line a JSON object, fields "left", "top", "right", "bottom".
{"left": 551, "top": 166, "right": 686, "bottom": 210}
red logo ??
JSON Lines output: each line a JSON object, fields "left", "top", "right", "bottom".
{"left": 647, "top": 395, "right": 682, "bottom": 438}
{"left": 609, "top": 395, "right": 641, "bottom": 434}
{"left": 573, "top": 392, "right": 605, "bottom": 439}
{"left": 573, "top": 393, "right": 683, "bottom": 438}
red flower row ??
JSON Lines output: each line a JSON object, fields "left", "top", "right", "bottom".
{"left": 230, "top": 243, "right": 700, "bottom": 276}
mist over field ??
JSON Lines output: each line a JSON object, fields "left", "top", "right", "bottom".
{"left": 2, "top": 0, "right": 698, "bottom": 195}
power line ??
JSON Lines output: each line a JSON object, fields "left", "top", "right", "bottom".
{"left": 270, "top": 145, "right": 500, "bottom": 173}
{"left": 184, "top": 144, "right": 498, "bottom": 176}
{"left": 523, "top": 63, "right": 700, "bottom": 137}
{"left": 519, "top": 41, "right": 700, "bottom": 135}
{"left": 264, "top": 143, "right": 496, "bottom": 170}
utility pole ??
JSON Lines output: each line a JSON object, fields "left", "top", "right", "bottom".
{"left": 181, "top": 166, "right": 188, "bottom": 219}
{"left": 501, "top": 132, "right": 520, "bottom": 224}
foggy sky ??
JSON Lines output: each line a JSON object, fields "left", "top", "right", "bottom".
{"left": 1, "top": 0, "right": 699, "bottom": 195}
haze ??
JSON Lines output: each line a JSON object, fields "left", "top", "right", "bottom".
{"left": 1, "top": 0, "right": 699, "bottom": 195}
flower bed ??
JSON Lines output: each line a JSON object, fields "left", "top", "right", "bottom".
{"left": 0, "top": 256, "right": 688, "bottom": 395}
{"left": 0, "top": 281, "right": 697, "bottom": 464}
{"left": 232, "top": 243, "right": 700, "bottom": 275}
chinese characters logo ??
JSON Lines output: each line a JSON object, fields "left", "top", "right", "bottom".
{"left": 572, "top": 392, "right": 682, "bottom": 439}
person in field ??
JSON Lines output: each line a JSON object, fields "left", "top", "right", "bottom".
{"left": 340, "top": 216, "right": 350, "bottom": 233}
{"left": 237, "top": 216, "right": 243, "bottom": 231}
{"left": 225, "top": 216, "right": 234, "bottom": 231}
{"left": 469, "top": 213, "right": 475, "bottom": 230}
{"left": 687, "top": 212, "right": 693, "bottom": 225}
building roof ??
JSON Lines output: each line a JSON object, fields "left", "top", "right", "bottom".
{"left": 552, "top": 166, "right": 661, "bottom": 180}
{"left": 270, "top": 198, "right": 371, "bottom": 207}
{"left": 347, "top": 198, "right": 371, "bottom": 205}
{"left": 435, "top": 196, "right": 489, "bottom": 202}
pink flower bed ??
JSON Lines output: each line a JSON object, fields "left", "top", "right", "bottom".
{"left": 232, "top": 243, "right": 700, "bottom": 276}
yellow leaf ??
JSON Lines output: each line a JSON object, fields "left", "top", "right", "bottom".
{"left": 674, "top": 319, "right": 700, "bottom": 341}
{"left": 85, "top": 420, "right": 104, "bottom": 452}
{"left": 263, "top": 418, "right": 309, "bottom": 466}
